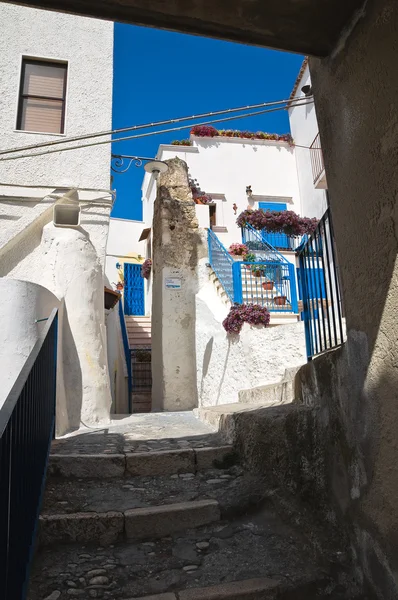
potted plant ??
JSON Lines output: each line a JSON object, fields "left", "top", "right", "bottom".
{"left": 251, "top": 266, "right": 265, "bottom": 277}
{"left": 274, "top": 295, "right": 287, "bottom": 306}
{"left": 244, "top": 252, "right": 256, "bottom": 269}
{"left": 262, "top": 279, "right": 274, "bottom": 291}
{"left": 228, "top": 243, "right": 249, "bottom": 260}
{"left": 115, "top": 280, "right": 124, "bottom": 291}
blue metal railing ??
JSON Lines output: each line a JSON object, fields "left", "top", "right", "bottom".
{"left": 118, "top": 301, "right": 132, "bottom": 412}
{"left": 241, "top": 224, "right": 289, "bottom": 263}
{"left": 298, "top": 207, "right": 345, "bottom": 360}
{"left": 242, "top": 224, "right": 304, "bottom": 253}
{"left": 233, "top": 260, "right": 298, "bottom": 313}
{"left": 208, "top": 228, "right": 234, "bottom": 301}
{"left": 0, "top": 309, "right": 58, "bottom": 600}
{"left": 208, "top": 229, "right": 298, "bottom": 313}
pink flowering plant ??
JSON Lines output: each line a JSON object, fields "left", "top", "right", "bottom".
{"left": 228, "top": 243, "right": 249, "bottom": 257}
{"left": 190, "top": 126, "right": 294, "bottom": 146}
{"left": 141, "top": 258, "right": 152, "bottom": 279}
{"left": 223, "top": 303, "right": 271, "bottom": 335}
{"left": 237, "top": 209, "right": 318, "bottom": 238}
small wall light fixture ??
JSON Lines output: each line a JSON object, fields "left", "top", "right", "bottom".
{"left": 246, "top": 185, "right": 253, "bottom": 197}
{"left": 301, "top": 84, "right": 312, "bottom": 97}
{"left": 111, "top": 155, "right": 168, "bottom": 180}
{"left": 116, "top": 262, "right": 121, "bottom": 270}
{"left": 232, "top": 203, "right": 238, "bottom": 215}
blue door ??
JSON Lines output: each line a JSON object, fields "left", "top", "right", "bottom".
{"left": 124, "top": 263, "right": 145, "bottom": 315}
{"left": 258, "top": 202, "right": 291, "bottom": 249}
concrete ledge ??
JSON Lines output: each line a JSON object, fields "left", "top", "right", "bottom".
{"left": 126, "top": 449, "right": 195, "bottom": 476}
{"left": 39, "top": 511, "right": 124, "bottom": 546}
{"left": 48, "top": 453, "right": 125, "bottom": 479}
{"left": 125, "top": 499, "right": 220, "bottom": 540}
{"left": 195, "top": 445, "right": 236, "bottom": 470}
{"left": 178, "top": 578, "right": 280, "bottom": 600}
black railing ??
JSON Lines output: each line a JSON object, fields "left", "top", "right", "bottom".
{"left": 298, "top": 208, "right": 345, "bottom": 359}
{"left": 310, "top": 132, "right": 325, "bottom": 184}
{"left": 0, "top": 309, "right": 58, "bottom": 600}
{"left": 131, "top": 347, "right": 152, "bottom": 391}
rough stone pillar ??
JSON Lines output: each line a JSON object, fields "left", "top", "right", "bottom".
{"left": 151, "top": 157, "right": 206, "bottom": 411}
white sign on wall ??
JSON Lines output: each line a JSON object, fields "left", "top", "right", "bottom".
{"left": 165, "top": 277, "right": 182, "bottom": 290}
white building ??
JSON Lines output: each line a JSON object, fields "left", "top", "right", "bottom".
{"left": 288, "top": 58, "right": 328, "bottom": 219}
{"left": 0, "top": 4, "right": 115, "bottom": 434}
{"left": 142, "top": 134, "right": 302, "bottom": 251}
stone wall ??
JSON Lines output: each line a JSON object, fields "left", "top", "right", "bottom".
{"left": 307, "top": 0, "right": 398, "bottom": 596}
{"left": 151, "top": 158, "right": 206, "bottom": 411}
{"left": 196, "top": 280, "right": 306, "bottom": 407}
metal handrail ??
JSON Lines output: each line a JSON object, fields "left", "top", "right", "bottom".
{"left": 298, "top": 207, "right": 345, "bottom": 359}
{"left": 242, "top": 224, "right": 290, "bottom": 263}
{"left": 0, "top": 308, "right": 58, "bottom": 436}
{"left": 0, "top": 307, "right": 58, "bottom": 600}
{"left": 207, "top": 228, "right": 234, "bottom": 301}
{"left": 118, "top": 301, "right": 132, "bottom": 413}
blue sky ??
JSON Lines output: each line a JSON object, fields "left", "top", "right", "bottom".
{"left": 111, "top": 24, "right": 303, "bottom": 220}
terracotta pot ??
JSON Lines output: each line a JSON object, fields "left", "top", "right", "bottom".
{"left": 262, "top": 281, "right": 274, "bottom": 291}
{"left": 252, "top": 270, "right": 263, "bottom": 277}
{"left": 274, "top": 295, "right": 287, "bottom": 306}
{"left": 116, "top": 283, "right": 124, "bottom": 290}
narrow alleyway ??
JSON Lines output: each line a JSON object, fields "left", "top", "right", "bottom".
{"left": 29, "top": 413, "right": 363, "bottom": 600}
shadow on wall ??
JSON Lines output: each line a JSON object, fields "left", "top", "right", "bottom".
{"left": 58, "top": 303, "right": 83, "bottom": 434}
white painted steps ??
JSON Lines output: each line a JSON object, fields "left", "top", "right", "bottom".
{"left": 125, "top": 315, "right": 151, "bottom": 348}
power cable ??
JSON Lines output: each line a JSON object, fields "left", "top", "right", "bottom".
{"left": 0, "top": 95, "right": 312, "bottom": 158}
{"left": 0, "top": 99, "right": 314, "bottom": 163}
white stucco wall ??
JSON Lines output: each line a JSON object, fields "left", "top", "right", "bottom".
{"left": 142, "top": 137, "right": 302, "bottom": 250}
{"left": 105, "top": 217, "right": 146, "bottom": 289}
{"left": 0, "top": 3, "right": 113, "bottom": 190}
{"left": 0, "top": 279, "right": 60, "bottom": 409}
{"left": 196, "top": 280, "right": 306, "bottom": 407}
{"left": 288, "top": 65, "right": 328, "bottom": 220}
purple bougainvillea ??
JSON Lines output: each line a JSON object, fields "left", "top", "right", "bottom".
{"left": 228, "top": 243, "right": 249, "bottom": 257}
{"left": 222, "top": 303, "right": 271, "bottom": 335}
{"left": 141, "top": 258, "right": 152, "bottom": 279}
{"left": 190, "top": 125, "right": 219, "bottom": 137}
{"left": 190, "top": 126, "right": 294, "bottom": 146}
{"left": 237, "top": 209, "right": 318, "bottom": 238}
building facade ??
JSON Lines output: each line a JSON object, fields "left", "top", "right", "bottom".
{"left": 0, "top": 4, "right": 115, "bottom": 433}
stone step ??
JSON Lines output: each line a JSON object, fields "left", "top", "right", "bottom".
{"left": 29, "top": 509, "right": 351, "bottom": 600}
{"left": 39, "top": 499, "right": 221, "bottom": 546}
{"left": 48, "top": 445, "right": 236, "bottom": 479}
{"left": 41, "top": 465, "right": 249, "bottom": 519}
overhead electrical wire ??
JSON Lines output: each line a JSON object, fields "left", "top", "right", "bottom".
{"left": 0, "top": 99, "right": 314, "bottom": 163}
{"left": 0, "top": 95, "right": 312, "bottom": 159}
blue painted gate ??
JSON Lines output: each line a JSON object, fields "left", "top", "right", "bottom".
{"left": 124, "top": 263, "right": 145, "bottom": 315}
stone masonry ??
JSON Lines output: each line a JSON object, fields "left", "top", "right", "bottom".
{"left": 28, "top": 412, "right": 370, "bottom": 600}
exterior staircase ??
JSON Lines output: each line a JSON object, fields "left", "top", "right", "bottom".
{"left": 125, "top": 315, "right": 152, "bottom": 348}
{"left": 125, "top": 315, "right": 152, "bottom": 414}
{"left": 27, "top": 414, "right": 364, "bottom": 600}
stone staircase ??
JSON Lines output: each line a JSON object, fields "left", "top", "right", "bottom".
{"left": 28, "top": 413, "right": 364, "bottom": 600}
{"left": 125, "top": 316, "right": 152, "bottom": 348}
{"left": 125, "top": 316, "right": 152, "bottom": 414}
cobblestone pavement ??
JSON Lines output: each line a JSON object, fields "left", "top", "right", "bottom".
{"left": 52, "top": 412, "right": 223, "bottom": 455}
{"left": 29, "top": 508, "right": 327, "bottom": 600}
{"left": 42, "top": 466, "right": 267, "bottom": 517}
